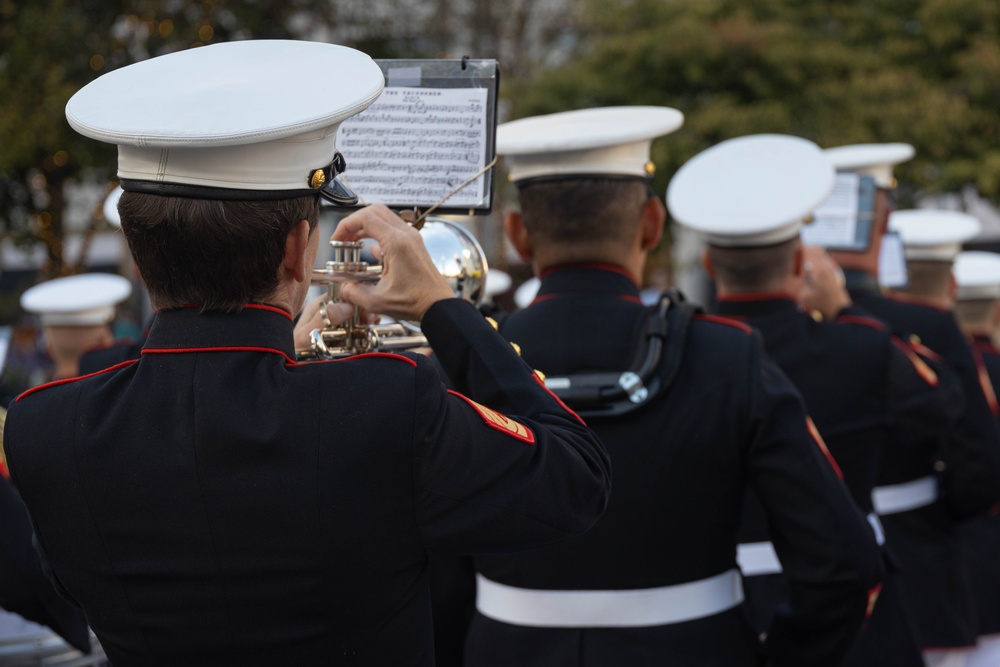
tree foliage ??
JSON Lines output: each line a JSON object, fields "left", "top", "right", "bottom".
{"left": 512, "top": 0, "right": 1000, "bottom": 206}
{"left": 0, "top": 0, "right": 335, "bottom": 278}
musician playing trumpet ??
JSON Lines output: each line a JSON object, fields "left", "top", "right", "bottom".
{"left": 3, "top": 40, "right": 610, "bottom": 667}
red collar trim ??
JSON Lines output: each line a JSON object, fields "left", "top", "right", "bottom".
{"left": 142, "top": 345, "right": 296, "bottom": 365}
{"left": 716, "top": 292, "right": 796, "bottom": 303}
{"left": 885, "top": 291, "right": 949, "bottom": 313}
{"left": 16, "top": 359, "right": 139, "bottom": 402}
{"left": 299, "top": 352, "right": 418, "bottom": 368}
{"left": 153, "top": 303, "right": 293, "bottom": 321}
{"left": 693, "top": 314, "right": 753, "bottom": 334}
{"left": 836, "top": 314, "right": 887, "bottom": 331}
{"left": 540, "top": 262, "right": 638, "bottom": 285}
{"left": 244, "top": 303, "right": 293, "bottom": 320}
{"left": 532, "top": 293, "right": 641, "bottom": 305}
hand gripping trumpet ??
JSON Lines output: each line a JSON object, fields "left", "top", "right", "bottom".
{"left": 297, "top": 218, "right": 488, "bottom": 360}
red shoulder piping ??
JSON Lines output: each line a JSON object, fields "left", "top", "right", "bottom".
{"left": 693, "top": 314, "right": 753, "bottom": 334}
{"left": 16, "top": 359, "right": 139, "bottom": 402}
{"left": 836, "top": 315, "right": 887, "bottom": 331}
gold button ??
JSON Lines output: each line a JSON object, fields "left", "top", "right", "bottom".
{"left": 909, "top": 334, "right": 921, "bottom": 345}
{"left": 485, "top": 316, "right": 498, "bottom": 331}
{"left": 534, "top": 369, "right": 546, "bottom": 382}
{"left": 810, "top": 310, "right": 823, "bottom": 322}
{"left": 510, "top": 342, "right": 521, "bottom": 356}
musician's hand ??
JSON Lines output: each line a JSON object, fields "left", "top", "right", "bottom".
{"left": 332, "top": 204, "right": 455, "bottom": 321}
{"left": 798, "top": 245, "right": 852, "bottom": 320}
{"left": 293, "top": 295, "right": 379, "bottom": 352}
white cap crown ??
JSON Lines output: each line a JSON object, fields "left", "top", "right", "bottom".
{"left": 824, "top": 143, "right": 914, "bottom": 188}
{"left": 667, "top": 134, "right": 835, "bottom": 247}
{"left": 955, "top": 251, "right": 1000, "bottom": 300}
{"left": 66, "top": 40, "right": 384, "bottom": 204}
{"left": 21, "top": 274, "right": 132, "bottom": 327}
{"left": 888, "top": 209, "right": 980, "bottom": 261}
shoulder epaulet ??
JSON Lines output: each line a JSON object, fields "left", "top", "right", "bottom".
{"left": 835, "top": 314, "right": 887, "bottom": 332}
{"left": 693, "top": 313, "right": 753, "bottom": 334}
{"left": 15, "top": 359, "right": 138, "bottom": 403}
{"left": 891, "top": 338, "right": 939, "bottom": 387}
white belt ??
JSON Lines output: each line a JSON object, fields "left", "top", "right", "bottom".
{"left": 739, "top": 512, "right": 886, "bottom": 578}
{"left": 475, "top": 569, "right": 744, "bottom": 628}
{"left": 737, "top": 541, "right": 781, "bottom": 576}
{"left": 872, "top": 475, "right": 938, "bottom": 515}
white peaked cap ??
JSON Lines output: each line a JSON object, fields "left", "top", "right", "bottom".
{"left": 888, "top": 209, "right": 980, "bottom": 261}
{"left": 21, "top": 274, "right": 132, "bottom": 327}
{"left": 497, "top": 106, "right": 684, "bottom": 183}
{"left": 667, "top": 134, "right": 835, "bottom": 247}
{"left": 103, "top": 185, "right": 123, "bottom": 228}
{"left": 514, "top": 277, "right": 541, "bottom": 309}
{"left": 824, "top": 143, "right": 915, "bottom": 188}
{"left": 66, "top": 40, "right": 384, "bottom": 204}
{"left": 954, "top": 251, "right": 1000, "bottom": 300}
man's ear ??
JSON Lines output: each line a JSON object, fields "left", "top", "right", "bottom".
{"left": 640, "top": 196, "right": 666, "bottom": 251}
{"left": 991, "top": 301, "right": 1000, "bottom": 330}
{"left": 792, "top": 242, "right": 805, "bottom": 278}
{"left": 283, "top": 219, "right": 312, "bottom": 283}
{"left": 701, "top": 247, "right": 715, "bottom": 278}
{"left": 504, "top": 210, "right": 534, "bottom": 261}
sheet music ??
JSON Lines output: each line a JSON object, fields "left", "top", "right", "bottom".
{"left": 801, "top": 173, "right": 861, "bottom": 248}
{"left": 878, "top": 232, "right": 909, "bottom": 288}
{"left": 338, "top": 87, "right": 489, "bottom": 208}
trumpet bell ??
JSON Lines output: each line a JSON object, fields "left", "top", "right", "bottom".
{"left": 418, "top": 219, "right": 488, "bottom": 305}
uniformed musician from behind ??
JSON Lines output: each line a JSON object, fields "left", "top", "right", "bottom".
{"left": 461, "top": 109, "right": 882, "bottom": 667}
{"left": 953, "top": 250, "right": 1000, "bottom": 667}
{"left": 818, "top": 145, "right": 1000, "bottom": 666}
{"left": 2, "top": 40, "right": 611, "bottom": 667}
{"left": 19, "top": 273, "right": 132, "bottom": 381}
{"left": 685, "top": 134, "right": 960, "bottom": 666}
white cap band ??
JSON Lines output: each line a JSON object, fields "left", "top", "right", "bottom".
{"left": 497, "top": 106, "right": 684, "bottom": 183}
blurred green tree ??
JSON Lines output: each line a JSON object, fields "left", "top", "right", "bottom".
{"left": 0, "top": 0, "right": 335, "bottom": 280}
{"left": 512, "top": 0, "right": 1000, "bottom": 209}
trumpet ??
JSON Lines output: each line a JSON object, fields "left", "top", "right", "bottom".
{"left": 297, "top": 217, "right": 488, "bottom": 360}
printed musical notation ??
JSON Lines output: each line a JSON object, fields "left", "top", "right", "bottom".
{"left": 337, "top": 87, "right": 490, "bottom": 208}
{"left": 801, "top": 173, "right": 862, "bottom": 248}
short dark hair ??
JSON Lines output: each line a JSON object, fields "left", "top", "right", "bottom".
{"left": 707, "top": 238, "right": 800, "bottom": 293}
{"left": 517, "top": 178, "right": 649, "bottom": 252}
{"left": 955, "top": 299, "right": 996, "bottom": 328}
{"left": 900, "top": 260, "right": 953, "bottom": 301}
{"left": 119, "top": 192, "right": 320, "bottom": 313}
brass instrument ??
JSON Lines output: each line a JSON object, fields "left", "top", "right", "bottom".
{"left": 298, "top": 218, "right": 487, "bottom": 360}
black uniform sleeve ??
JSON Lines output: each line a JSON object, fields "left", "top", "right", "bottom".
{"left": 744, "top": 336, "right": 882, "bottom": 667}
{"left": 933, "top": 321, "right": 1000, "bottom": 518}
{"left": 412, "top": 299, "right": 612, "bottom": 554}
{"left": 885, "top": 337, "right": 963, "bottom": 477}
{"left": 844, "top": 304, "right": 1000, "bottom": 517}
{"left": 0, "top": 475, "right": 91, "bottom": 652}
